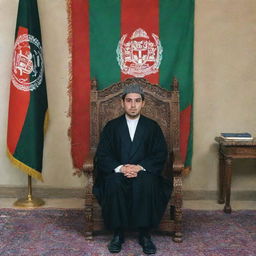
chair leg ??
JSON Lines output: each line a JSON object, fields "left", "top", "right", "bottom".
{"left": 173, "top": 231, "right": 183, "bottom": 243}
{"left": 84, "top": 173, "right": 94, "bottom": 240}
{"left": 172, "top": 211, "right": 183, "bottom": 243}
{"left": 172, "top": 175, "right": 183, "bottom": 243}
{"left": 170, "top": 205, "right": 183, "bottom": 242}
{"left": 85, "top": 231, "right": 93, "bottom": 240}
{"left": 84, "top": 193, "right": 94, "bottom": 240}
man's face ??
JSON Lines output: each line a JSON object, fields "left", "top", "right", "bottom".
{"left": 121, "top": 93, "right": 145, "bottom": 119}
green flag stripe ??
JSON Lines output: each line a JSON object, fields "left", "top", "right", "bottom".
{"left": 159, "top": 0, "right": 194, "bottom": 110}
{"left": 13, "top": 80, "right": 47, "bottom": 171}
{"left": 12, "top": 0, "right": 48, "bottom": 173}
{"left": 160, "top": 0, "right": 194, "bottom": 167}
{"left": 15, "top": 0, "right": 41, "bottom": 41}
{"left": 89, "top": 0, "right": 121, "bottom": 89}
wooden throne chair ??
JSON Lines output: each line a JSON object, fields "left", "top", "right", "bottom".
{"left": 82, "top": 77, "right": 184, "bottom": 242}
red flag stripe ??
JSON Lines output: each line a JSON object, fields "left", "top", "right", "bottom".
{"left": 7, "top": 27, "right": 30, "bottom": 154}
{"left": 71, "top": 0, "right": 90, "bottom": 168}
{"left": 180, "top": 105, "right": 192, "bottom": 162}
{"left": 121, "top": 0, "right": 159, "bottom": 84}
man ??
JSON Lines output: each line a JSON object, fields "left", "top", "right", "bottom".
{"left": 93, "top": 84, "right": 172, "bottom": 254}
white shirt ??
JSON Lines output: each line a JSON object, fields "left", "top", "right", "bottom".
{"left": 114, "top": 115, "right": 145, "bottom": 173}
{"left": 126, "top": 115, "right": 139, "bottom": 141}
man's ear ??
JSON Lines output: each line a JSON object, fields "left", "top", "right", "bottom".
{"left": 121, "top": 99, "right": 124, "bottom": 108}
{"left": 142, "top": 100, "right": 145, "bottom": 107}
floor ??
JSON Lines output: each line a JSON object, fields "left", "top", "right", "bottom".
{"left": 1, "top": 198, "right": 256, "bottom": 211}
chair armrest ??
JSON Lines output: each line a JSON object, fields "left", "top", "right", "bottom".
{"left": 83, "top": 151, "right": 95, "bottom": 173}
{"left": 172, "top": 149, "right": 184, "bottom": 173}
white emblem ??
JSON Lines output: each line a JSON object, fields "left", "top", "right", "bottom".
{"left": 12, "top": 34, "right": 44, "bottom": 91}
{"left": 116, "top": 28, "right": 163, "bottom": 77}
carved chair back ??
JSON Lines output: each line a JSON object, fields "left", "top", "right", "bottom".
{"left": 90, "top": 77, "right": 180, "bottom": 176}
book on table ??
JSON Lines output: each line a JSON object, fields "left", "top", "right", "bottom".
{"left": 220, "top": 132, "right": 253, "bottom": 140}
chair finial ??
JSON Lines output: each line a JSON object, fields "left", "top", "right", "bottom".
{"left": 171, "top": 77, "right": 179, "bottom": 91}
{"left": 91, "top": 78, "right": 97, "bottom": 90}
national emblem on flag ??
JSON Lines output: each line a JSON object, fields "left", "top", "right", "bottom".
{"left": 7, "top": 0, "right": 48, "bottom": 181}
{"left": 116, "top": 28, "right": 163, "bottom": 77}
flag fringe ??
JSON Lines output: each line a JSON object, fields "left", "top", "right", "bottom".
{"left": 66, "top": 0, "right": 79, "bottom": 174}
{"left": 66, "top": 0, "right": 73, "bottom": 119}
{"left": 44, "top": 110, "right": 49, "bottom": 134}
{"left": 7, "top": 148, "right": 44, "bottom": 182}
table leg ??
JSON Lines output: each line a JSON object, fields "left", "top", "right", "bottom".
{"left": 224, "top": 157, "right": 232, "bottom": 213}
{"left": 218, "top": 153, "right": 225, "bottom": 204}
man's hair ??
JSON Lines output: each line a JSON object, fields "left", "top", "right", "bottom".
{"left": 121, "top": 84, "right": 145, "bottom": 101}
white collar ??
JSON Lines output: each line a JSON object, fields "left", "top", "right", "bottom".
{"left": 125, "top": 115, "right": 140, "bottom": 123}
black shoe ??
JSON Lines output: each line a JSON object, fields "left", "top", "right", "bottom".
{"left": 138, "top": 235, "right": 156, "bottom": 255}
{"left": 108, "top": 235, "right": 124, "bottom": 253}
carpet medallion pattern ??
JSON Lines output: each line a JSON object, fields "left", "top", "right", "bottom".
{"left": 0, "top": 209, "right": 255, "bottom": 255}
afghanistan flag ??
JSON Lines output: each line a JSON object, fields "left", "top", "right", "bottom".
{"left": 7, "top": 0, "right": 48, "bottom": 181}
{"left": 69, "top": 0, "right": 194, "bottom": 170}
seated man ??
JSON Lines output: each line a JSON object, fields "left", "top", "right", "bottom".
{"left": 93, "top": 84, "right": 173, "bottom": 254}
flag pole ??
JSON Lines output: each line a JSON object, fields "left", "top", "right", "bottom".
{"left": 14, "top": 175, "right": 45, "bottom": 208}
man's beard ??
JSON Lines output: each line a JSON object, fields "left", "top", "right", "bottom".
{"left": 126, "top": 111, "right": 140, "bottom": 119}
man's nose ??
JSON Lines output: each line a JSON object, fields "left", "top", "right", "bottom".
{"left": 131, "top": 100, "right": 136, "bottom": 107}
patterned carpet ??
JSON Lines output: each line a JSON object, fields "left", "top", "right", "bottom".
{"left": 0, "top": 208, "right": 255, "bottom": 256}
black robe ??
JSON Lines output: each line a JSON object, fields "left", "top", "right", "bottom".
{"left": 93, "top": 114, "right": 172, "bottom": 229}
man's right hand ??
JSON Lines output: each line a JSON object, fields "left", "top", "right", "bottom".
{"left": 121, "top": 164, "right": 142, "bottom": 178}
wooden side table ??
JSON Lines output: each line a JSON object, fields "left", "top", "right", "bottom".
{"left": 215, "top": 137, "right": 256, "bottom": 213}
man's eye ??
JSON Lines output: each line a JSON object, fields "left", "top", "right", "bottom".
{"left": 136, "top": 99, "right": 142, "bottom": 102}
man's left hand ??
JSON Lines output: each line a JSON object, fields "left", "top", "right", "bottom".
{"left": 121, "top": 164, "right": 143, "bottom": 178}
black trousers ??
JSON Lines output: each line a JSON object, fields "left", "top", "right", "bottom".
{"left": 100, "top": 171, "right": 171, "bottom": 230}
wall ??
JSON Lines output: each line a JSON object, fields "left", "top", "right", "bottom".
{"left": 0, "top": 0, "right": 255, "bottom": 194}
{"left": 190, "top": 0, "right": 256, "bottom": 192}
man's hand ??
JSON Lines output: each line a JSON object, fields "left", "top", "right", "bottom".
{"left": 121, "top": 164, "right": 143, "bottom": 178}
